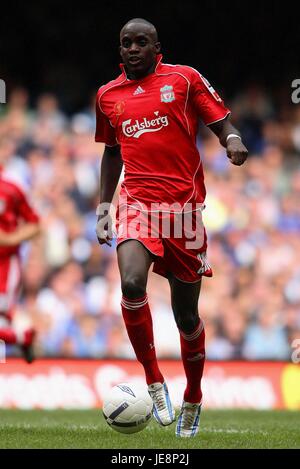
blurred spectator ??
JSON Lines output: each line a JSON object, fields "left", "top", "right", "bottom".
{"left": 243, "top": 301, "right": 290, "bottom": 360}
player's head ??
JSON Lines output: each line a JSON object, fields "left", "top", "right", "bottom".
{"left": 120, "top": 18, "right": 161, "bottom": 79}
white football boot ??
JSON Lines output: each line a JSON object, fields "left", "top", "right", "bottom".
{"left": 148, "top": 382, "right": 176, "bottom": 426}
{"left": 176, "top": 401, "right": 202, "bottom": 437}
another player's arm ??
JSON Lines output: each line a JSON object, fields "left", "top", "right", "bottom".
{"left": 208, "top": 116, "right": 248, "bottom": 166}
{"left": 96, "top": 144, "right": 123, "bottom": 246}
{"left": 0, "top": 222, "right": 40, "bottom": 246}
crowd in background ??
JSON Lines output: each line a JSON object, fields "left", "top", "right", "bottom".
{"left": 0, "top": 84, "right": 300, "bottom": 360}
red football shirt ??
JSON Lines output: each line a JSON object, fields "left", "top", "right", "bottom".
{"left": 95, "top": 54, "right": 230, "bottom": 211}
{"left": 0, "top": 170, "right": 39, "bottom": 257}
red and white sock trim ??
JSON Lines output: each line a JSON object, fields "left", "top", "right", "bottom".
{"left": 180, "top": 319, "right": 204, "bottom": 341}
{"left": 121, "top": 295, "right": 148, "bottom": 310}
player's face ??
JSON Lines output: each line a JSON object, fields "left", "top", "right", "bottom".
{"left": 120, "top": 24, "right": 160, "bottom": 79}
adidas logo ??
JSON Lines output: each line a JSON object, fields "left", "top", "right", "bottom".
{"left": 187, "top": 352, "right": 205, "bottom": 362}
{"left": 133, "top": 86, "right": 145, "bottom": 95}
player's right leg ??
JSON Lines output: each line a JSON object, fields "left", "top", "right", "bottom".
{"left": 0, "top": 313, "right": 35, "bottom": 363}
{"left": 0, "top": 255, "right": 35, "bottom": 363}
{"left": 117, "top": 240, "right": 175, "bottom": 426}
{"left": 0, "top": 255, "right": 19, "bottom": 345}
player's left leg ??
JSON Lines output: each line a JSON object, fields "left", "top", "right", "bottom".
{"left": 168, "top": 275, "right": 204, "bottom": 437}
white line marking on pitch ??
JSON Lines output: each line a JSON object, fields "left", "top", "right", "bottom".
{"left": 201, "top": 427, "right": 268, "bottom": 436}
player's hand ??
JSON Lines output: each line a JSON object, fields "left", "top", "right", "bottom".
{"left": 96, "top": 212, "right": 113, "bottom": 246}
{"left": 226, "top": 138, "right": 248, "bottom": 166}
{"left": 0, "top": 230, "right": 16, "bottom": 246}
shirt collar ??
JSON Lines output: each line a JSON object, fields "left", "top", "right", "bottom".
{"left": 120, "top": 53, "right": 163, "bottom": 79}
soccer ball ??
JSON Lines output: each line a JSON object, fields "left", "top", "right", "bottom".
{"left": 102, "top": 382, "right": 153, "bottom": 434}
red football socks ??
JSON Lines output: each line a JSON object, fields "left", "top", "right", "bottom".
{"left": 121, "top": 294, "right": 164, "bottom": 385}
{"left": 179, "top": 319, "right": 205, "bottom": 403}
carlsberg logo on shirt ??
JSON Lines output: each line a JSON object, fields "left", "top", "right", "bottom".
{"left": 122, "top": 112, "right": 169, "bottom": 138}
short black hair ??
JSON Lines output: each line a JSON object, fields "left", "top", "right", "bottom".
{"left": 120, "top": 18, "right": 158, "bottom": 42}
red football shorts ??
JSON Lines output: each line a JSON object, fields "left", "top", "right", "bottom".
{"left": 116, "top": 205, "right": 212, "bottom": 283}
{"left": 0, "top": 255, "right": 21, "bottom": 316}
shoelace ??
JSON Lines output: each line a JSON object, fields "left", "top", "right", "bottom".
{"left": 150, "top": 388, "right": 166, "bottom": 411}
{"left": 181, "top": 405, "right": 198, "bottom": 428}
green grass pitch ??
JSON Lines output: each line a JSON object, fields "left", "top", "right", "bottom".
{"left": 0, "top": 409, "right": 299, "bottom": 449}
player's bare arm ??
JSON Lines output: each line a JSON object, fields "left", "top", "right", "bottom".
{"left": 96, "top": 144, "right": 123, "bottom": 246}
{"left": 208, "top": 116, "right": 248, "bottom": 166}
{"left": 0, "top": 222, "right": 40, "bottom": 246}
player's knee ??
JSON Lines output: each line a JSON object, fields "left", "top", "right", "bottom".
{"left": 175, "top": 310, "right": 199, "bottom": 334}
{"left": 121, "top": 274, "right": 147, "bottom": 299}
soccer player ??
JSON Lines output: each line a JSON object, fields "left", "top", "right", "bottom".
{"left": 95, "top": 18, "right": 248, "bottom": 437}
{"left": 0, "top": 147, "right": 40, "bottom": 363}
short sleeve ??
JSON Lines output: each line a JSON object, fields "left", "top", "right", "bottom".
{"left": 16, "top": 187, "right": 39, "bottom": 223}
{"left": 95, "top": 89, "right": 118, "bottom": 146}
{"left": 190, "top": 70, "right": 231, "bottom": 126}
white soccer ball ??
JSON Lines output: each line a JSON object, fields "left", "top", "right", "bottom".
{"left": 102, "top": 382, "right": 153, "bottom": 434}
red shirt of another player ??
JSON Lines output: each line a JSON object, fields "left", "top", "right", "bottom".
{"left": 95, "top": 54, "right": 230, "bottom": 211}
{"left": 0, "top": 170, "right": 39, "bottom": 257}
